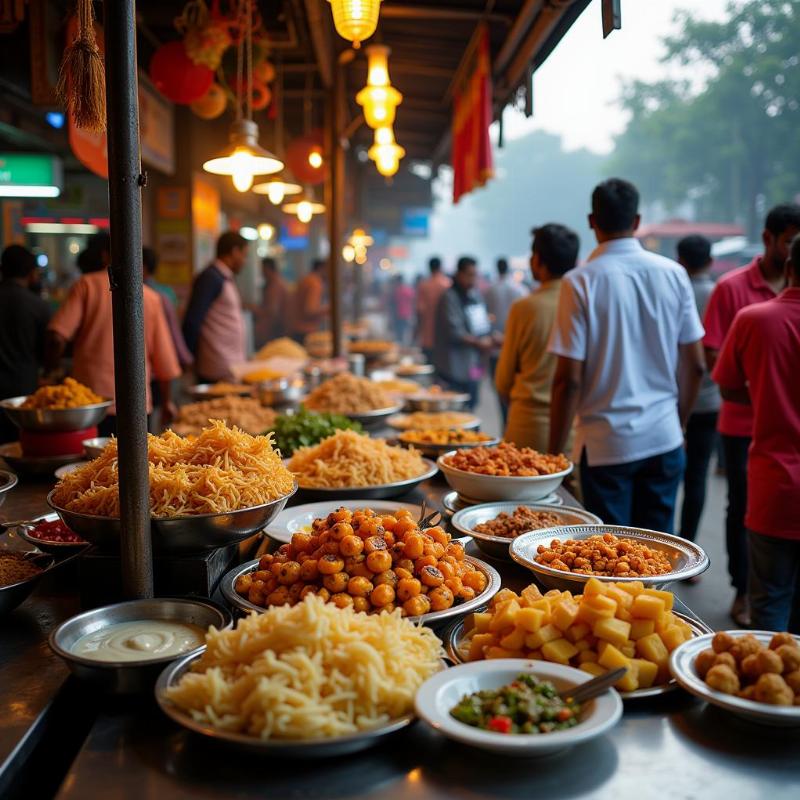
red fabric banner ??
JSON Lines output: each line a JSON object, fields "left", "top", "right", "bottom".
{"left": 451, "top": 24, "right": 494, "bottom": 204}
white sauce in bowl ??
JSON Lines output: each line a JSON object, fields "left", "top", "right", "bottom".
{"left": 71, "top": 620, "right": 206, "bottom": 662}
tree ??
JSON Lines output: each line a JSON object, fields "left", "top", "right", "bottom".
{"left": 609, "top": 0, "right": 800, "bottom": 236}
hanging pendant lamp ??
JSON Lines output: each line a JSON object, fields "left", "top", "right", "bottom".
{"left": 327, "top": 0, "right": 382, "bottom": 49}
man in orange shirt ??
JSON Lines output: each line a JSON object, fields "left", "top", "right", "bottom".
{"left": 416, "top": 257, "right": 451, "bottom": 362}
{"left": 290, "top": 259, "right": 328, "bottom": 342}
{"left": 46, "top": 232, "right": 181, "bottom": 436}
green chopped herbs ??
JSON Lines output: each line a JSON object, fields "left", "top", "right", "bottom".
{"left": 450, "top": 673, "right": 581, "bottom": 734}
{"left": 269, "top": 406, "right": 362, "bottom": 457}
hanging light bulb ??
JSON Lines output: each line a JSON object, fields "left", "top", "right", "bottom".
{"left": 356, "top": 46, "right": 402, "bottom": 129}
{"left": 282, "top": 189, "right": 325, "bottom": 222}
{"left": 368, "top": 125, "right": 405, "bottom": 177}
{"left": 349, "top": 228, "right": 374, "bottom": 248}
{"left": 308, "top": 148, "right": 324, "bottom": 169}
{"left": 253, "top": 176, "right": 303, "bottom": 205}
{"left": 203, "top": 120, "right": 284, "bottom": 192}
{"left": 342, "top": 244, "right": 356, "bottom": 262}
{"left": 327, "top": 0, "right": 382, "bottom": 49}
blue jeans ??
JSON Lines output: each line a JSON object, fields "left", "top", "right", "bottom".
{"left": 580, "top": 446, "right": 686, "bottom": 533}
{"left": 748, "top": 531, "right": 800, "bottom": 633}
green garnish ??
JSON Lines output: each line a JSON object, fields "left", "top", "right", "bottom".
{"left": 268, "top": 406, "right": 362, "bottom": 457}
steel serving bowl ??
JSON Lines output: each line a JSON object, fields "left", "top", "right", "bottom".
{"left": 49, "top": 598, "right": 232, "bottom": 694}
{"left": 15, "top": 511, "right": 90, "bottom": 552}
{"left": 255, "top": 378, "right": 306, "bottom": 408}
{"left": 0, "top": 443, "right": 85, "bottom": 478}
{"left": 509, "top": 524, "right": 710, "bottom": 592}
{"left": 437, "top": 451, "right": 573, "bottom": 502}
{"left": 0, "top": 468, "right": 18, "bottom": 508}
{"left": 394, "top": 363, "right": 434, "bottom": 378}
{"left": 46, "top": 483, "right": 297, "bottom": 553}
{"left": 391, "top": 435, "right": 501, "bottom": 460}
{"left": 445, "top": 610, "right": 712, "bottom": 700}
{"left": 221, "top": 554, "right": 501, "bottom": 629}
{"left": 155, "top": 653, "right": 444, "bottom": 757}
{"left": 451, "top": 502, "right": 602, "bottom": 561}
{"left": 670, "top": 630, "right": 800, "bottom": 727}
{"left": 389, "top": 415, "right": 481, "bottom": 432}
{"left": 288, "top": 458, "right": 438, "bottom": 502}
{"left": 335, "top": 403, "right": 405, "bottom": 429}
{"left": 403, "top": 393, "right": 470, "bottom": 412}
{"left": 188, "top": 383, "right": 253, "bottom": 401}
{"left": 0, "top": 549, "right": 55, "bottom": 616}
{"left": 0, "top": 396, "right": 112, "bottom": 433}
{"left": 441, "top": 490, "right": 564, "bottom": 516}
{"left": 82, "top": 436, "right": 112, "bottom": 459}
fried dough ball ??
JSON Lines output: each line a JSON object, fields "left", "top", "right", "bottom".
{"left": 694, "top": 648, "right": 717, "bottom": 679}
{"left": 755, "top": 648, "right": 784, "bottom": 676}
{"left": 705, "top": 664, "right": 740, "bottom": 695}
{"left": 769, "top": 632, "right": 797, "bottom": 651}
{"left": 776, "top": 644, "right": 800, "bottom": 673}
{"left": 754, "top": 673, "right": 794, "bottom": 706}
{"left": 730, "top": 634, "right": 761, "bottom": 663}
{"left": 783, "top": 669, "right": 800, "bottom": 694}
{"left": 740, "top": 653, "right": 761, "bottom": 682}
{"left": 713, "top": 652, "right": 737, "bottom": 671}
{"left": 712, "top": 631, "right": 736, "bottom": 654}
{"left": 737, "top": 685, "right": 757, "bottom": 701}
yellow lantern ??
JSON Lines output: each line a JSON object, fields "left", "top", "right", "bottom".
{"left": 203, "top": 120, "right": 283, "bottom": 192}
{"left": 368, "top": 126, "right": 405, "bottom": 177}
{"left": 253, "top": 176, "right": 302, "bottom": 205}
{"left": 356, "top": 45, "right": 402, "bottom": 129}
{"left": 327, "top": 0, "right": 382, "bottom": 49}
{"left": 282, "top": 191, "right": 325, "bottom": 223}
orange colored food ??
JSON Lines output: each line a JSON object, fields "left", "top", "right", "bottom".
{"left": 535, "top": 532, "right": 673, "bottom": 577}
{"left": 234, "top": 506, "right": 488, "bottom": 616}
{"left": 443, "top": 442, "right": 569, "bottom": 477}
{"left": 20, "top": 377, "right": 103, "bottom": 410}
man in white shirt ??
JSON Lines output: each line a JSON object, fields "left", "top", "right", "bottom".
{"left": 547, "top": 179, "right": 706, "bottom": 532}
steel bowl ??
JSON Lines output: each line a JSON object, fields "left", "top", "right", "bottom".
{"left": 49, "top": 598, "right": 232, "bottom": 694}
{"left": 451, "top": 502, "right": 602, "bottom": 561}
{"left": 445, "top": 611, "right": 712, "bottom": 701}
{"left": 670, "top": 631, "right": 800, "bottom": 726}
{"left": 0, "top": 443, "right": 85, "bottom": 478}
{"left": 16, "top": 512, "right": 90, "bottom": 552}
{"left": 46, "top": 483, "right": 297, "bottom": 552}
{"left": 0, "top": 549, "right": 55, "bottom": 615}
{"left": 188, "top": 384, "right": 253, "bottom": 401}
{"left": 403, "top": 392, "right": 470, "bottom": 412}
{"left": 155, "top": 653, "right": 442, "bottom": 757}
{"left": 394, "top": 363, "right": 434, "bottom": 378}
{"left": 441, "top": 490, "right": 564, "bottom": 516}
{"left": 331, "top": 403, "right": 404, "bottom": 429}
{"left": 509, "top": 524, "right": 710, "bottom": 591}
{"left": 388, "top": 414, "right": 481, "bottom": 432}
{"left": 0, "top": 468, "right": 18, "bottom": 508}
{"left": 391, "top": 435, "right": 501, "bottom": 459}
{"left": 0, "top": 396, "right": 112, "bottom": 433}
{"left": 255, "top": 378, "right": 306, "bottom": 408}
{"left": 438, "top": 451, "right": 573, "bottom": 502}
{"left": 82, "top": 437, "right": 112, "bottom": 459}
{"left": 288, "top": 458, "right": 438, "bottom": 502}
{"left": 222, "top": 554, "right": 501, "bottom": 629}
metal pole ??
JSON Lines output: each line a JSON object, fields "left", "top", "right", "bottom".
{"left": 326, "top": 54, "right": 344, "bottom": 358}
{"left": 104, "top": 0, "right": 153, "bottom": 599}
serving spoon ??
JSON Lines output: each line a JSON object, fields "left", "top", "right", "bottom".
{"left": 560, "top": 667, "right": 627, "bottom": 703}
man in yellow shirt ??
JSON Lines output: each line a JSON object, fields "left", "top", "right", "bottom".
{"left": 495, "top": 224, "right": 579, "bottom": 450}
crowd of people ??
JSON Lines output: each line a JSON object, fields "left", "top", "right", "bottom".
{"left": 0, "top": 176, "right": 797, "bottom": 632}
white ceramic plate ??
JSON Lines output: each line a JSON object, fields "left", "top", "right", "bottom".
{"left": 670, "top": 630, "right": 800, "bottom": 727}
{"left": 54, "top": 461, "right": 89, "bottom": 479}
{"left": 264, "top": 499, "right": 423, "bottom": 544}
{"left": 414, "top": 659, "right": 622, "bottom": 756}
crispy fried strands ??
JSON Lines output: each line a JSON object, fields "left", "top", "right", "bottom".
{"left": 20, "top": 377, "right": 103, "bottom": 409}
{"left": 172, "top": 397, "right": 277, "bottom": 436}
{"left": 287, "top": 429, "right": 426, "bottom": 488}
{"left": 392, "top": 411, "right": 477, "bottom": 430}
{"left": 398, "top": 428, "right": 494, "bottom": 445}
{"left": 254, "top": 337, "right": 308, "bottom": 361}
{"left": 165, "top": 594, "right": 443, "bottom": 740}
{"left": 305, "top": 373, "right": 394, "bottom": 414}
{"left": 51, "top": 420, "right": 294, "bottom": 518}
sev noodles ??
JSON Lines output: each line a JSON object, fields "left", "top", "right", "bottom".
{"left": 171, "top": 397, "right": 277, "bottom": 436}
{"left": 164, "top": 595, "right": 443, "bottom": 740}
{"left": 287, "top": 429, "right": 427, "bottom": 488}
{"left": 51, "top": 420, "right": 295, "bottom": 518}
{"left": 305, "top": 373, "right": 394, "bottom": 414}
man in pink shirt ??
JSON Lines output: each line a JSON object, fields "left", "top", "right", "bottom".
{"left": 183, "top": 232, "right": 248, "bottom": 382}
{"left": 416, "top": 257, "right": 451, "bottom": 361}
{"left": 713, "top": 234, "right": 800, "bottom": 632}
{"left": 704, "top": 203, "right": 800, "bottom": 625}
{"left": 47, "top": 232, "right": 181, "bottom": 435}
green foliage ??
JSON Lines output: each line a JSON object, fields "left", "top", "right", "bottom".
{"left": 269, "top": 406, "right": 362, "bottom": 457}
{"left": 609, "top": 0, "right": 800, "bottom": 235}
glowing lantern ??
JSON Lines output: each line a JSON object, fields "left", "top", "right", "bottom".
{"left": 150, "top": 41, "right": 214, "bottom": 105}
{"left": 286, "top": 131, "right": 326, "bottom": 184}
{"left": 203, "top": 119, "right": 284, "bottom": 193}
{"left": 368, "top": 126, "right": 405, "bottom": 177}
{"left": 356, "top": 45, "right": 402, "bottom": 129}
{"left": 327, "top": 0, "right": 382, "bottom": 49}
{"left": 253, "top": 176, "right": 302, "bottom": 205}
{"left": 282, "top": 191, "right": 325, "bottom": 223}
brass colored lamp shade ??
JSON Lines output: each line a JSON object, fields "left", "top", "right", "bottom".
{"left": 203, "top": 120, "right": 284, "bottom": 192}
{"left": 327, "top": 0, "right": 382, "bottom": 48}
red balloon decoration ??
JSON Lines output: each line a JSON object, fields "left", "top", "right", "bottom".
{"left": 286, "top": 130, "right": 327, "bottom": 185}
{"left": 150, "top": 41, "right": 214, "bottom": 105}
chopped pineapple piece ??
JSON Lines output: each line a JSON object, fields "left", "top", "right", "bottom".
{"left": 541, "top": 637, "right": 579, "bottom": 665}
{"left": 631, "top": 593, "right": 665, "bottom": 620}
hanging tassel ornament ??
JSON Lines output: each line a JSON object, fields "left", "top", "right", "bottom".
{"left": 57, "top": 0, "right": 106, "bottom": 132}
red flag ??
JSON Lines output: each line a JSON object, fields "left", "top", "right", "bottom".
{"left": 452, "top": 24, "right": 493, "bottom": 203}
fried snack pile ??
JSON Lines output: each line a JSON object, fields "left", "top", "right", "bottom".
{"left": 475, "top": 506, "right": 563, "bottom": 539}
{"left": 696, "top": 631, "right": 800, "bottom": 706}
{"left": 20, "top": 378, "right": 103, "bottom": 409}
{"left": 443, "top": 442, "right": 570, "bottom": 476}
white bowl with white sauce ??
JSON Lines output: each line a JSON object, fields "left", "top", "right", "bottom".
{"left": 49, "top": 597, "right": 231, "bottom": 693}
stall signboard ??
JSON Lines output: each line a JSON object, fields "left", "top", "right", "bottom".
{"left": 401, "top": 208, "right": 429, "bottom": 238}
{"left": 0, "top": 153, "right": 63, "bottom": 196}
{"left": 155, "top": 187, "right": 192, "bottom": 287}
